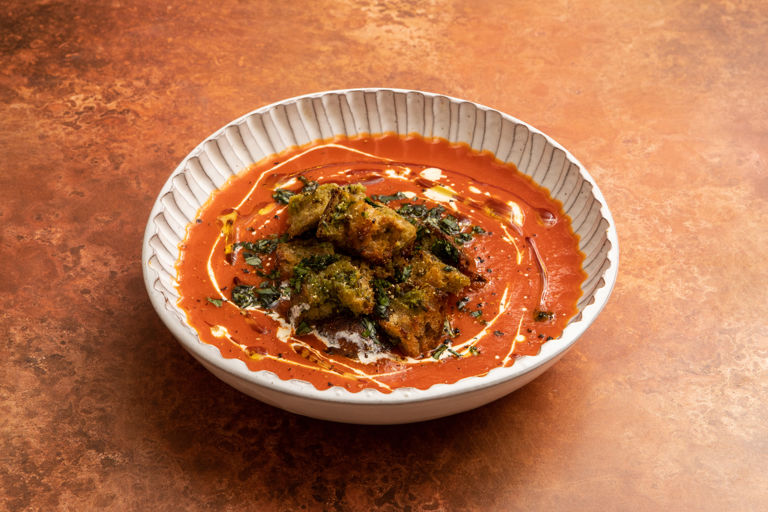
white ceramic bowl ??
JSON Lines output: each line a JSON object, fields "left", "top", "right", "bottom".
{"left": 142, "top": 88, "right": 618, "bottom": 424}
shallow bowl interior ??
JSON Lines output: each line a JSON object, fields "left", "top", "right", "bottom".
{"left": 142, "top": 88, "right": 619, "bottom": 424}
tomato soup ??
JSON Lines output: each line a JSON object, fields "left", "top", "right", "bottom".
{"left": 176, "top": 134, "right": 585, "bottom": 393}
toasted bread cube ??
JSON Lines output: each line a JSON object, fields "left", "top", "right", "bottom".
{"left": 409, "top": 251, "right": 470, "bottom": 294}
{"left": 326, "top": 259, "right": 375, "bottom": 316}
{"left": 317, "top": 186, "right": 417, "bottom": 263}
{"left": 291, "top": 258, "right": 374, "bottom": 322}
{"left": 275, "top": 240, "right": 335, "bottom": 279}
{"left": 286, "top": 183, "right": 338, "bottom": 237}
{"left": 378, "top": 290, "right": 444, "bottom": 357}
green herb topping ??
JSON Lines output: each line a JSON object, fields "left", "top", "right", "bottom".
{"left": 298, "top": 176, "right": 318, "bottom": 194}
{"left": 272, "top": 188, "right": 295, "bottom": 204}
{"left": 295, "top": 321, "right": 312, "bottom": 336}
{"left": 431, "top": 239, "right": 460, "bottom": 266}
{"left": 361, "top": 317, "right": 379, "bottom": 342}
{"left": 231, "top": 283, "right": 282, "bottom": 309}
{"left": 374, "top": 191, "right": 407, "bottom": 203}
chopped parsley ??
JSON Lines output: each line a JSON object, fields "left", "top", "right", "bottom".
{"left": 432, "top": 342, "right": 460, "bottom": 359}
{"left": 456, "top": 296, "right": 470, "bottom": 311}
{"left": 398, "top": 289, "right": 425, "bottom": 310}
{"left": 272, "top": 188, "right": 295, "bottom": 204}
{"left": 454, "top": 232, "right": 474, "bottom": 244}
{"left": 438, "top": 215, "right": 461, "bottom": 235}
{"left": 373, "top": 279, "right": 391, "bottom": 319}
{"left": 256, "top": 269, "right": 280, "bottom": 280}
{"left": 234, "top": 237, "right": 281, "bottom": 254}
{"left": 295, "top": 321, "right": 312, "bottom": 336}
{"left": 206, "top": 297, "right": 223, "bottom": 307}
{"left": 244, "top": 254, "right": 262, "bottom": 267}
{"left": 231, "top": 283, "right": 282, "bottom": 309}
{"left": 300, "top": 254, "right": 339, "bottom": 270}
{"left": 361, "top": 317, "right": 379, "bottom": 342}
{"left": 289, "top": 254, "right": 340, "bottom": 293}
{"left": 426, "top": 205, "right": 445, "bottom": 219}
{"left": 444, "top": 319, "right": 458, "bottom": 338}
{"left": 298, "top": 176, "right": 318, "bottom": 193}
{"left": 374, "top": 191, "right": 407, "bottom": 203}
{"left": 432, "top": 344, "right": 448, "bottom": 359}
{"left": 396, "top": 265, "right": 412, "bottom": 283}
{"left": 397, "top": 203, "right": 428, "bottom": 218}
{"left": 431, "top": 239, "right": 460, "bottom": 266}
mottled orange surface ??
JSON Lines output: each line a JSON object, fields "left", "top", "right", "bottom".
{"left": 1, "top": 1, "right": 766, "bottom": 510}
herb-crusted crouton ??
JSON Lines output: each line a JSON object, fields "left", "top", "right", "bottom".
{"left": 275, "top": 240, "right": 335, "bottom": 279}
{"left": 378, "top": 288, "right": 445, "bottom": 357}
{"left": 286, "top": 183, "right": 338, "bottom": 237}
{"left": 287, "top": 256, "right": 374, "bottom": 322}
{"left": 264, "top": 181, "right": 478, "bottom": 358}
{"left": 316, "top": 186, "right": 417, "bottom": 263}
{"left": 409, "top": 251, "right": 470, "bottom": 294}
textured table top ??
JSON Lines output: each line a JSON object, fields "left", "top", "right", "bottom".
{"left": 2, "top": 1, "right": 766, "bottom": 510}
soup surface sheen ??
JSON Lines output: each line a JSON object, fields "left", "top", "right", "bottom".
{"left": 176, "top": 134, "right": 586, "bottom": 393}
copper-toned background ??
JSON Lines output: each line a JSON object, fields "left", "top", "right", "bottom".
{"left": 2, "top": 1, "right": 766, "bottom": 510}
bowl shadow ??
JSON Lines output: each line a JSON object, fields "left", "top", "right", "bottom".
{"left": 131, "top": 314, "right": 584, "bottom": 511}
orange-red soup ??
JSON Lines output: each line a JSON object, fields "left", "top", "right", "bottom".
{"left": 176, "top": 134, "right": 586, "bottom": 393}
